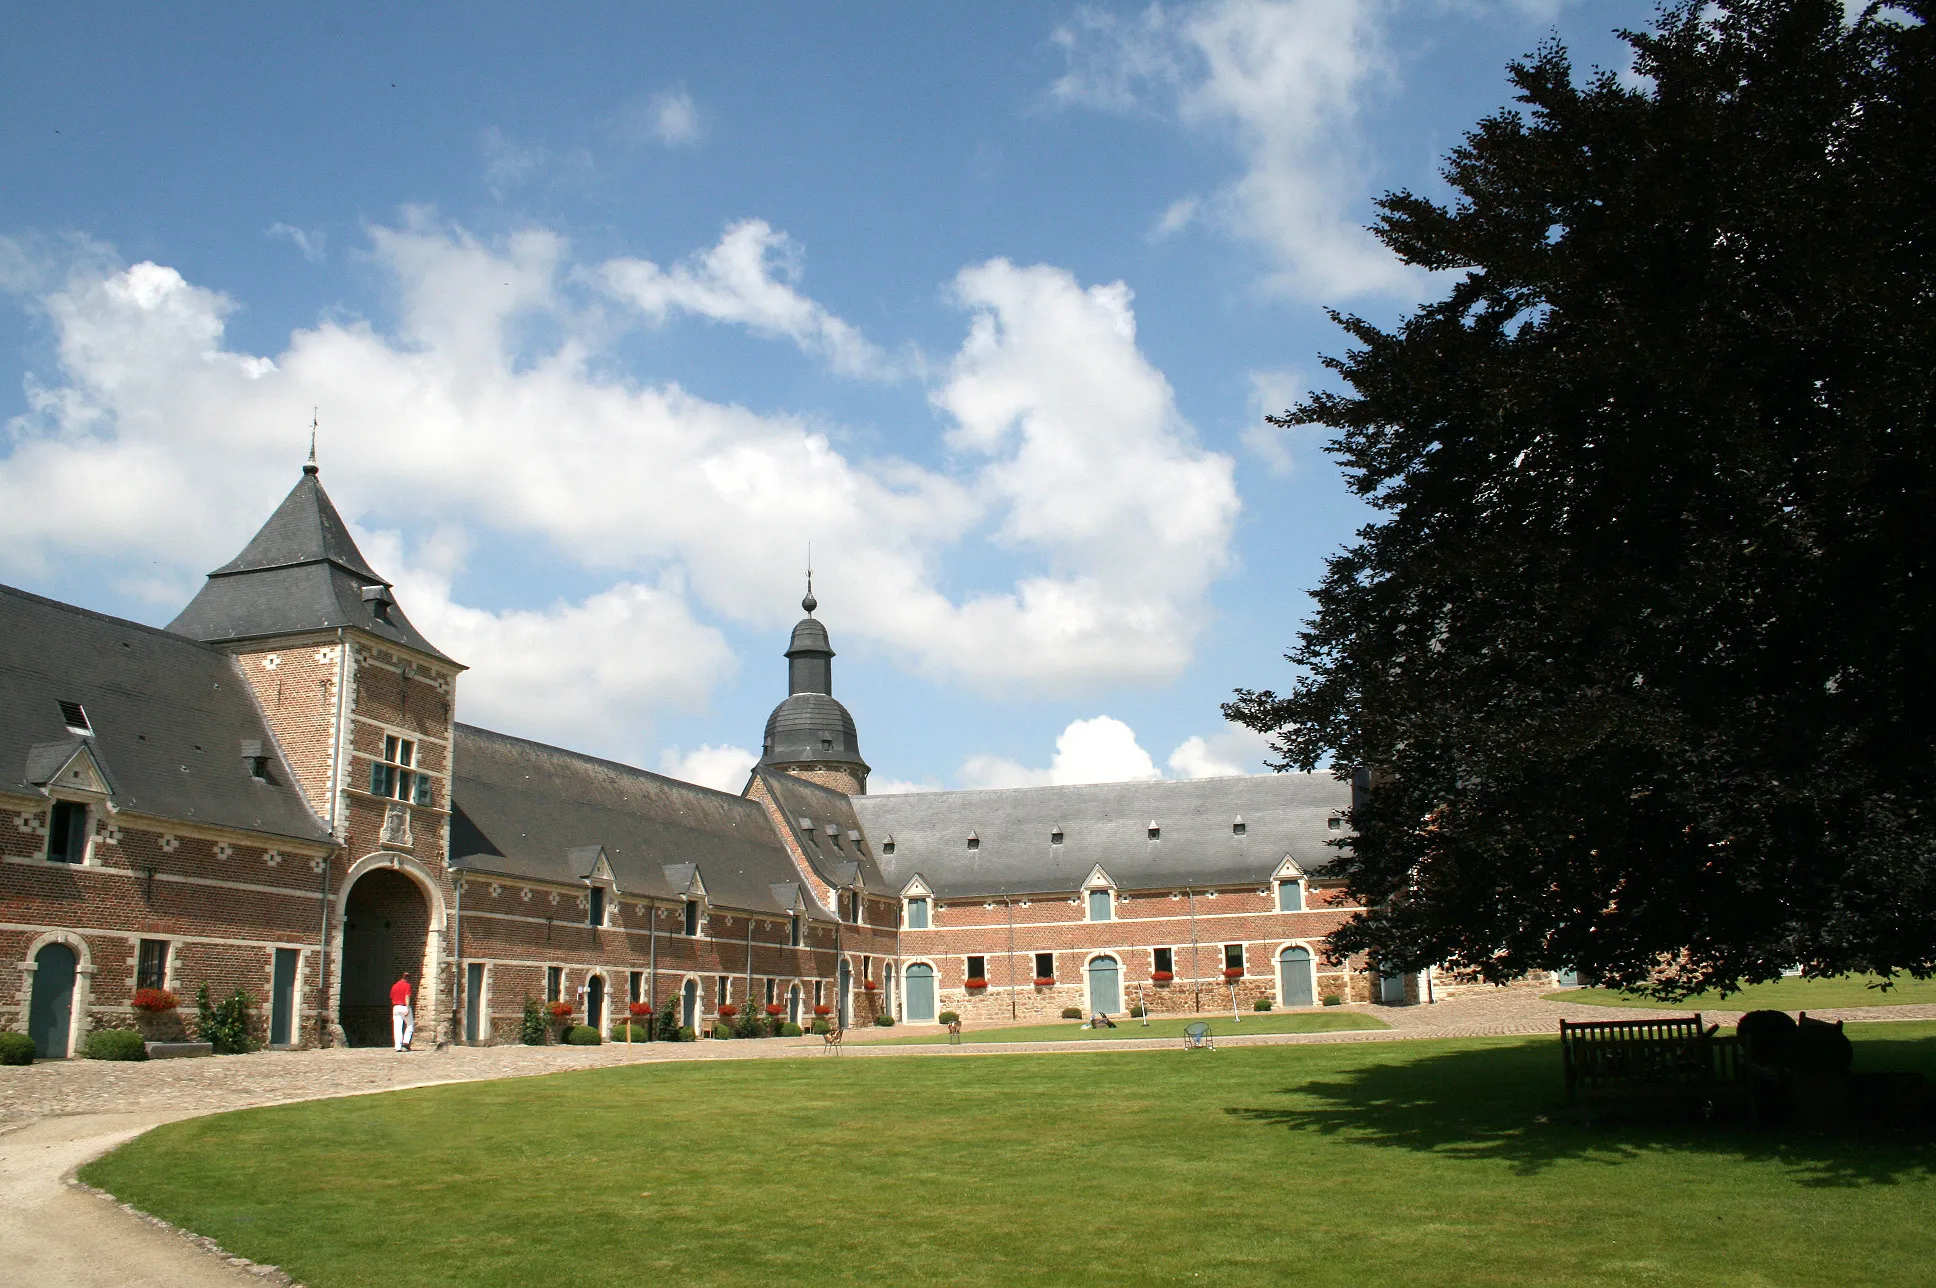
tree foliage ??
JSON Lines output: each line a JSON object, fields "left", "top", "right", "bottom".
{"left": 1226, "top": 1, "right": 1935, "bottom": 996}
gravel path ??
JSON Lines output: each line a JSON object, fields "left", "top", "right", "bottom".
{"left": 6, "top": 992, "right": 1932, "bottom": 1288}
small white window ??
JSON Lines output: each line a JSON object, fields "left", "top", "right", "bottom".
{"left": 1087, "top": 888, "right": 1113, "bottom": 922}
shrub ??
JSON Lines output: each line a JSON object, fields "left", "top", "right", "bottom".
{"left": 610, "top": 1022, "right": 651, "bottom": 1042}
{"left": 1128, "top": 1004, "right": 1146, "bottom": 1018}
{"left": 1737, "top": 1010, "right": 1798, "bottom": 1065}
{"left": 938, "top": 1010, "right": 960, "bottom": 1025}
{"left": 655, "top": 1000, "right": 683, "bottom": 1043}
{"left": 565, "top": 1025, "right": 602, "bottom": 1045}
{"left": 84, "top": 1028, "right": 150, "bottom": 1061}
{"left": 131, "top": 987, "right": 179, "bottom": 1013}
{"left": 0, "top": 1031, "right": 33, "bottom": 1065}
{"left": 1253, "top": 998, "right": 1273, "bottom": 1012}
{"left": 711, "top": 1024, "right": 732, "bottom": 1039}
{"left": 521, "top": 997, "right": 548, "bottom": 1045}
{"left": 1793, "top": 1015, "right": 1853, "bottom": 1076}
{"left": 874, "top": 1014, "right": 896, "bottom": 1026}
{"left": 193, "top": 984, "right": 257, "bottom": 1054}
{"left": 810, "top": 1018, "right": 831, "bottom": 1035}
{"left": 732, "top": 1008, "right": 768, "bottom": 1039}
{"left": 779, "top": 1021, "right": 804, "bottom": 1037}
{"left": 1321, "top": 993, "right": 1344, "bottom": 1006}
{"left": 1061, "top": 1007, "right": 1083, "bottom": 1020}
{"left": 677, "top": 1026, "right": 696, "bottom": 1042}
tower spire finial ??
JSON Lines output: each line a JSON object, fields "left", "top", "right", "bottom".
{"left": 802, "top": 543, "right": 817, "bottom": 615}
{"left": 304, "top": 409, "right": 319, "bottom": 476}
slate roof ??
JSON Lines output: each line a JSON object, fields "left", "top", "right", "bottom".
{"left": 852, "top": 773, "right": 1352, "bottom": 899}
{"left": 448, "top": 725, "right": 830, "bottom": 919}
{"left": 167, "top": 468, "right": 455, "bottom": 663}
{"left": 750, "top": 766, "right": 894, "bottom": 895}
{"left": 0, "top": 584, "right": 335, "bottom": 846}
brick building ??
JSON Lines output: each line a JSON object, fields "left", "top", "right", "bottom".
{"left": 4, "top": 459, "right": 1397, "bottom": 1058}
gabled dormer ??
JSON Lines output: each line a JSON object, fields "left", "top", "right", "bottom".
{"left": 900, "top": 873, "right": 933, "bottom": 929}
{"left": 1082, "top": 864, "right": 1117, "bottom": 922}
{"left": 1272, "top": 854, "right": 1307, "bottom": 912}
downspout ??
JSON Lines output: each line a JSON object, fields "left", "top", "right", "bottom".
{"left": 744, "top": 911, "right": 756, "bottom": 1019}
{"left": 1187, "top": 886, "right": 1201, "bottom": 1014}
{"left": 648, "top": 898, "right": 658, "bottom": 1040}
{"left": 1006, "top": 892, "right": 1017, "bottom": 1021}
{"left": 451, "top": 874, "right": 464, "bottom": 1042}
{"left": 315, "top": 840, "right": 332, "bottom": 1046}
{"left": 316, "top": 625, "right": 349, "bottom": 1046}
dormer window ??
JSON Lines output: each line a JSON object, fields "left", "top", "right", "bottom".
{"left": 1147, "top": 821, "right": 1161, "bottom": 841}
{"left": 1087, "top": 888, "right": 1114, "bottom": 922}
{"left": 905, "top": 896, "right": 930, "bottom": 930}
{"left": 683, "top": 899, "right": 700, "bottom": 936}
{"left": 1276, "top": 878, "right": 1305, "bottom": 912}
{"left": 882, "top": 834, "right": 896, "bottom": 855}
{"left": 966, "top": 831, "right": 979, "bottom": 851}
{"left": 58, "top": 700, "right": 92, "bottom": 736}
{"left": 361, "top": 584, "right": 396, "bottom": 624}
{"left": 1232, "top": 816, "right": 1246, "bottom": 836}
{"left": 241, "top": 739, "right": 270, "bottom": 781}
{"left": 1328, "top": 816, "right": 1345, "bottom": 831}
{"left": 1050, "top": 827, "right": 1063, "bottom": 846}
{"left": 46, "top": 800, "right": 90, "bottom": 864}
{"left": 588, "top": 886, "right": 607, "bottom": 927}
{"left": 790, "top": 913, "right": 802, "bottom": 946}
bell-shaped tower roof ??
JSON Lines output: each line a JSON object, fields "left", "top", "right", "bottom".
{"left": 760, "top": 580, "right": 867, "bottom": 791}
{"left": 167, "top": 456, "right": 456, "bottom": 664}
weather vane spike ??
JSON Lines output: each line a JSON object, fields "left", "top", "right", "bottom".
{"left": 802, "top": 543, "right": 817, "bottom": 616}
{"left": 304, "top": 409, "right": 320, "bottom": 475}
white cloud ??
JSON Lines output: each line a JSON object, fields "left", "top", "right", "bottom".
{"left": 1151, "top": 196, "right": 1201, "bottom": 239}
{"left": 625, "top": 90, "right": 704, "bottom": 147}
{"left": 1167, "top": 721, "right": 1272, "bottom": 777}
{"left": 868, "top": 775, "right": 943, "bottom": 795}
{"left": 266, "top": 223, "right": 326, "bottom": 263}
{"left": 960, "top": 715, "right": 1163, "bottom": 789}
{"left": 1054, "top": 0, "right": 1420, "bottom": 301}
{"left": 602, "top": 219, "right": 897, "bottom": 379}
{"left": 658, "top": 744, "right": 758, "bottom": 793}
{"left": 1239, "top": 367, "right": 1309, "bottom": 476}
{"left": 480, "top": 129, "right": 594, "bottom": 199}
{"left": 0, "top": 217, "right": 1240, "bottom": 760}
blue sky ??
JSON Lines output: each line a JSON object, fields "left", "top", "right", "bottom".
{"left": 0, "top": 2, "right": 1643, "bottom": 793}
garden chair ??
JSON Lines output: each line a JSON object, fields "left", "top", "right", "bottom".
{"left": 1184, "top": 1022, "right": 1215, "bottom": 1052}
{"left": 948, "top": 1019, "right": 962, "bottom": 1046}
{"left": 822, "top": 1025, "right": 843, "bottom": 1055}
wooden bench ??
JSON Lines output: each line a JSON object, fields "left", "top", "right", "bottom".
{"left": 1559, "top": 1014, "right": 1743, "bottom": 1122}
{"left": 821, "top": 1026, "right": 843, "bottom": 1055}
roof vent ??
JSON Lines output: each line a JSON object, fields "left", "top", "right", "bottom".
{"left": 360, "top": 584, "right": 396, "bottom": 624}
{"left": 58, "top": 700, "right": 92, "bottom": 736}
{"left": 1050, "top": 826, "right": 1063, "bottom": 845}
{"left": 1147, "top": 821, "right": 1161, "bottom": 841}
{"left": 882, "top": 834, "right": 896, "bottom": 855}
{"left": 1328, "top": 816, "right": 1345, "bottom": 831}
{"left": 1232, "top": 816, "right": 1246, "bottom": 836}
{"left": 797, "top": 817, "right": 814, "bottom": 831}
{"left": 847, "top": 829, "right": 861, "bottom": 842}
{"left": 966, "top": 831, "right": 979, "bottom": 851}
{"left": 240, "top": 738, "right": 269, "bottom": 781}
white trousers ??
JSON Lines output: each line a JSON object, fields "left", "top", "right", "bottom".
{"left": 392, "top": 1004, "right": 414, "bottom": 1049}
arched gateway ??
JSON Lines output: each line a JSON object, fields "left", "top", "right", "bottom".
{"left": 338, "top": 866, "right": 434, "bottom": 1046}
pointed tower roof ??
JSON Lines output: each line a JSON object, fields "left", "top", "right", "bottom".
{"left": 168, "top": 463, "right": 457, "bottom": 665}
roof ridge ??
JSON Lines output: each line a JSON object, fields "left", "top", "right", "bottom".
{"left": 0, "top": 582, "right": 225, "bottom": 655}
{"left": 454, "top": 722, "right": 752, "bottom": 805}
{"left": 854, "top": 772, "right": 1331, "bottom": 805}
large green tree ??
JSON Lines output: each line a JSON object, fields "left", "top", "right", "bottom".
{"left": 1226, "top": 1, "right": 1935, "bottom": 996}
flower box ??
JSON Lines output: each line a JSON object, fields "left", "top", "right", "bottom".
{"left": 764, "top": 1003, "right": 785, "bottom": 1016}
{"left": 718, "top": 1003, "right": 739, "bottom": 1018}
{"left": 863, "top": 979, "right": 879, "bottom": 991}
{"left": 1151, "top": 970, "right": 1175, "bottom": 984}
{"left": 964, "top": 977, "right": 989, "bottom": 990}
{"left": 814, "top": 1004, "right": 834, "bottom": 1017}
{"left": 1222, "top": 967, "right": 1244, "bottom": 981}
{"left": 132, "top": 987, "right": 179, "bottom": 1013}
{"left": 628, "top": 1002, "right": 653, "bottom": 1017}
{"left": 1032, "top": 976, "right": 1056, "bottom": 987}
{"left": 546, "top": 1001, "right": 574, "bottom": 1019}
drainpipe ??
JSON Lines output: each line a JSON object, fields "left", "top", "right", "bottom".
{"left": 648, "top": 898, "right": 658, "bottom": 1040}
{"left": 744, "top": 912, "right": 755, "bottom": 1020}
{"left": 1005, "top": 893, "right": 1017, "bottom": 1021}
{"left": 1187, "top": 886, "right": 1201, "bottom": 1014}
{"left": 316, "top": 626, "right": 350, "bottom": 1046}
{"left": 315, "top": 844, "right": 333, "bottom": 1046}
{"left": 451, "top": 874, "right": 464, "bottom": 1042}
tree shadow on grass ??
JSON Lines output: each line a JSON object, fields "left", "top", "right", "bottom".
{"left": 1224, "top": 1036, "right": 1936, "bottom": 1187}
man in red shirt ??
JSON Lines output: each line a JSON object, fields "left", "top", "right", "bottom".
{"left": 391, "top": 975, "right": 414, "bottom": 1051}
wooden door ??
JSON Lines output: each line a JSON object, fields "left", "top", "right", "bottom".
{"left": 29, "top": 943, "right": 77, "bottom": 1058}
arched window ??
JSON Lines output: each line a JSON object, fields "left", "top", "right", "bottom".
{"left": 904, "top": 962, "right": 936, "bottom": 1023}
{"left": 1278, "top": 946, "right": 1315, "bottom": 1008}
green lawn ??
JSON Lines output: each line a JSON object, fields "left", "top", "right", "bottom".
{"left": 81, "top": 1024, "right": 1936, "bottom": 1288}
{"left": 1548, "top": 973, "right": 1936, "bottom": 1011}
{"left": 864, "top": 1010, "right": 1385, "bottom": 1044}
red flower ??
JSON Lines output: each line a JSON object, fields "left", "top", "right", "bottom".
{"left": 814, "top": 1004, "right": 833, "bottom": 1016}
{"left": 131, "top": 987, "right": 179, "bottom": 1013}
{"left": 628, "top": 1002, "right": 653, "bottom": 1017}
{"left": 863, "top": 979, "right": 879, "bottom": 991}
{"left": 1032, "top": 976, "right": 1055, "bottom": 987}
{"left": 765, "top": 1003, "right": 785, "bottom": 1016}
{"left": 1222, "top": 967, "right": 1244, "bottom": 981}
{"left": 964, "top": 976, "right": 989, "bottom": 989}
{"left": 1151, "top": 970, "right": 1175, "bottom": 983}
{"left": 547, "top": 1001, "right": 574, "bottom": 1018}
{"left": 718, "top": 1003, "right": 739, "bottom": 1018}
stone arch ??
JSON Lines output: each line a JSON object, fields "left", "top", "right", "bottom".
{"left": 333, "top": 852, "right": 445, "bottom": 1047}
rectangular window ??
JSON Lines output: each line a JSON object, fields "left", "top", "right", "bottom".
{"left": 1223, "top": 943, "right": 1244, "bottom": 972}
{"left": 789, "top": 914, "right": 801, "bottom": 946}
{"left": 136, "top": 938, "right": 170, "bottom": 991}
{"left": 717, "top": 976, "right": 729, "bottom": 1008}
{"left": 46, "top": 800, "right": 88, "bottom": 863}
{"left": 629, "top": 971, "right": 643, "bottom": 1005}
{"left": 546, "top": 965, "right": 564, "bottom": 1002}
{"left": 683, "top": 900, "right": 699, "bottom": 936}
{"left": 1087, "top": 888, "right": 1113, "bottom": 922}
{"left": 1277, "top": 880, "right": 1304, "bottom": 912}
{"left": 862, "top": 955, "right": 872, "bottom": 987}
{"left": 966, "top": 955, "right": 986, "bottom": 981}
{"left": 1034, "top": 951, "right": 1054, "bottom": 979}
{"left": 814, "top": 979, "right": 824, "bottom": 1006}
{"left": 589, "top": 886, "right": 606, "bottom": 926}
{"left": 905, "top": 897, "right": 930, "bottom": 929}
{"left": 1153, "top": 947, "right": 1173, "bottom": 975}
{"left": 370, "top": 734, "right": 423, "bottom": 802}
{"left": 765, "top": 978, "right": 776, "bottom": 1005}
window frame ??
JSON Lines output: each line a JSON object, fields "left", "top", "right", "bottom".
{"left": 1034, "top": 951, "right": 1055, "bottom": 979}
{"left": 905, "top": 896, "right": 930, "bottom": 930}
{"left": 1152, "top": 946, "right": 1174, "bottom": 976}
{"left": 546, "top": 965, "right": 564, "bottom": 1003}
{"left": 965, "top": 955, "right": 986, "bottom": 982}
{"left": 136, "top": 937, "right": 171, "bottom": 991}
{"left": 1276, "top": 878, "right": 1306, "bottom": 912}
{"left": 683, "top": 900, "right": 700, "bottom": 936}
{"left": 44, "top": 798, "right": 91, "bottom": 864}
{"left": 1223, "top": 943, "right": 1245, "bottom": 972}
{"left": 1086, "top": 887, "right": 1114, "bottom": 922}
{"left": 588, "top": 885, "right": 607, "bottom": 927}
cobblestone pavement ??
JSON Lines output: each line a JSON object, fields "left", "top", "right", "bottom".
{"left": 9, "top": 992, "right": 1935, "bottom": 1124}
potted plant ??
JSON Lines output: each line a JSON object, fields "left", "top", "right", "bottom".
{"left": 1151, "top": 970, "right": 1175, "bottom": 984}
{"left": 546, "top": 1000, "right": 574, "bottom": 1038}
{"left": 1033, "top": 975, "right": 1055, "bottom": 987}
{"left": 628, "top": 1001, "right": 653, "bottom": 1018}
{"left": 863, "top": 978, "right": 879, "bottom": 992}
{"left": 1222, "top": 967, "right": 1244, "bottom": 982}
{"left": 964, "top": 976, "right": 989, "bottom": 990}
{"left": 764, "top": 1002, "right": 785, "bottom": 1017}
{"left": 131, "top": 987, "right": 183, "bottom": 1041}
{"left": 718, "top": 1003, "right": 739, "bottom": 1019}
{"left": 814, "top": 1003, "right": 834, "bottom": 1018}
